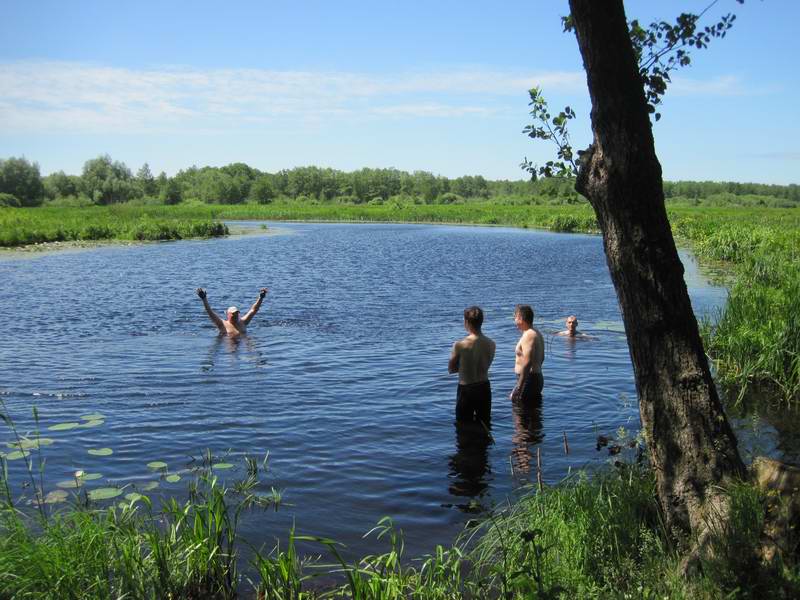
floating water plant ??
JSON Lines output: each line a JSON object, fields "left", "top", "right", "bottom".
{"left": 80, "top": 413, "right": 105, "bottom": 421}
{"left": 124, "top": 492, "right": 144, "bottom": 502}
{"left": 88, "top": 447, "right": 113, "bottom": 456}
{"left": 141, "top": 481, "right": 159, "bottom": 491}
{"left": 165, "top": 474, "right": 181, "bottom": 483}
{"left": 79, "top": 473, "right": 103, "bottom": 481}
{"left": 43, "top": 490, "right": 68, "bottom": 504}
{"left": 78, "top": 419, "right": 104, "bottom": 428}
{"left": 56, "top": 479, "right": 82, "bottom": 489}
{"left": 5, "top": 450, "right": 30, "bottom": 461}
{"left": 87, "top": 487, "right": 123, "bottom": 501}
{"left": 7, "top": 437, "right": 54, "bottom": 450}
{"left": 47, "top": 422, "right": 80, "bottom": 431}
{"left": 212, "top": 463, "right": 234, "bottom": 470}
{"left": 147, "top": 461, "right": 167, "bottom": 470}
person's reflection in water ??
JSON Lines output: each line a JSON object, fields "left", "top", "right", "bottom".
{"left": 510, "top": 396, "right": 544, "bottom": 478}
{"left": 201, "top": 333, "right": 267, "bottom": 372}
{"left": 448, "top": 419, "right": 493, "bottom": 513}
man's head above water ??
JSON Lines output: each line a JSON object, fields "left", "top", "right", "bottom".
{"left": 226, "top": 306, "right": 240, "bottom": 322}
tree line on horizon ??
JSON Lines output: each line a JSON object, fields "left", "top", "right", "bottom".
{"left": 1, "top": 154, "right": 799, "bottom": 209}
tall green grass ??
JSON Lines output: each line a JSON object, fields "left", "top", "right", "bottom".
{"left": 0, "top": 205, "right": 228, "bottom": 247}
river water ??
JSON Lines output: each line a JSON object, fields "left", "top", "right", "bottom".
{"left": 0, "top": 222, "right": 737, "bottom": 558}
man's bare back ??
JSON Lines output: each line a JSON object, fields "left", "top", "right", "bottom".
{"left": 451, "top": 333, "right": 496, "bottom": 385}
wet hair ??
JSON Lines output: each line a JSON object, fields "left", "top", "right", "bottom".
{"left": 515, "top": 304, "right": 534, "bottom": 325}
{"left": 463, "top": 306, "right": 484, "bottom": 331}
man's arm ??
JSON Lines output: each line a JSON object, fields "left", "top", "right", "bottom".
{"left": 448, "top": 342, "right": 460, "bottom": 374}
{"left": 511, "top": 333, "right": 534, "bottom": 398}
{"left": 196, "top": 288, "right": 225, "bottom": 332}
{"left": 242, "top": 288, "right": 268, "bottom": 325}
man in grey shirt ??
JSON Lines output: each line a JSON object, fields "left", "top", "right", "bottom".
{"left": 448, "top": 306, "right": 496, "bottom": 425}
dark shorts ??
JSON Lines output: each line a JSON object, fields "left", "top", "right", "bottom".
{"left": 456, "top": 381, "right": 492, "bottom": 425}
{"left": 512, "top": 372, "right": 543, "bottom": 403}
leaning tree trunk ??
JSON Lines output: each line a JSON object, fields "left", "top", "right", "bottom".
{"left": 568, "top": 0, "right": 745, "bottom": 542}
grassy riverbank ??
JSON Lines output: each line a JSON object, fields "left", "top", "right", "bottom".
{"left": 0, "top": 205, "right": 228, "bottom": 247}
{"left": 1, "top": 461, "right": 790, "bottom": 599}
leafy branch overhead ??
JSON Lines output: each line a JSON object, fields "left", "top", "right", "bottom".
{"left": 522, "top": 0, "right": 743, "bottom": 181}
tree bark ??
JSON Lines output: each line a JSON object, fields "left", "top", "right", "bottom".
{"left": 568, "top": 0, "right": 746, "bottom": 541}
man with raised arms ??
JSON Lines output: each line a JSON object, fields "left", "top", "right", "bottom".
{"left": 511, "top": 304, "right": 545, "bottom": 401}
{"left": 196, "top": 287, "right": 268, "bottom": 335}
{"left": 448, "top": 306, "right": 496, "bottom": 425}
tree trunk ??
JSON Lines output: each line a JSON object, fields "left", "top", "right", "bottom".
{"left": 568, "top": 0, "right": 746, "bottom": 541}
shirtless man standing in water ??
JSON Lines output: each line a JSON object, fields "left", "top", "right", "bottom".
{"left": 196, "top": 288, "right": 268, "bottom": 335}
{"left": 511, "top": 304, "right": 545, "bottom": 401}
{"left": 448, "top": 306, "right": 496, "bottom": 424}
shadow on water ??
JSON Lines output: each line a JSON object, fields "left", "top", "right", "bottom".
{"left": 448, "top": 419, "right": 493, "bottom": 513}
{"left": 510, "top": 397, "right": 544, "bottom": 480}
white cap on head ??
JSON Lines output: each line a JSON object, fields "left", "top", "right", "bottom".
{"left": 227, "top": 306, "right": 240, "bottom": 315}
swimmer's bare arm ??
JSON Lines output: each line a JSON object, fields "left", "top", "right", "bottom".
{"left": 196, "top": 288, "right": 225, "bottom": 332}
{"left": 242, "top": 288, "right": 268, "bottom": 325}
{"left": 448, "top": 341, "right": 460, "bottom": 374}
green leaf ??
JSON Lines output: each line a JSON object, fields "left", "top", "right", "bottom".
{"left": 6, "top": 450, "right": 30, "bottom": 461}
{"left": 78, "top": 419, "right": 105, "bottom": 428}
{"left": 48, "top": 422, "right": 80, "bottom": 431}
{"left": 44, "top": 490, "right": 68, "bottom": 504}
{"left": 88, "top": 487, "right": 123, "bottom": 501}
{"left": 80, "top": 413, "right": 105, "bottom": 421}
{"left": 88, "top": 448, "right": 113, "bottom": 456}
{"left": 147, "top": 461, "right": 168, "bottom": 470}
{"left": 212, "top": 463, "right": 234, "bottom": 470}
{"left": 141, "top": 481, "right": 159, "bottom": 491}
{"left": 79, "top": 473, "right": 102, "bottom": 481}
{"left": 165, "top": 474, "right": 181, "bottom": 483}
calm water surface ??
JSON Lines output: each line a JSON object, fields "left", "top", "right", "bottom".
{"left": 0, "top": 223, "right": 740, "bottom": 557}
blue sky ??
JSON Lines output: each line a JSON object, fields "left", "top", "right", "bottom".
{"left": 1, "top": 0, "right": 798, "bottom": 184}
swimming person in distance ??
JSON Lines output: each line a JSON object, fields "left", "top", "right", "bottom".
{"left": 196, "top": 287, "right": 268, "bottom": 335}
{"left": 448, "top": 306, "right": 496, "bottom": 425}
{"left": 556, "top": 315, "right": 596, "bottom": 340}
{"left": 510, "top": 304, "right": 545, "bottom": 401}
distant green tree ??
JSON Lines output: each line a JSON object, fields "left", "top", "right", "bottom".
{"left": 250, "top": 176, "right": 276, "bottom": 204}
{"left": 136, "top": 163, "right": 158, "bottom": 197}
{"left": 160, "top": 178, "right": 182, "bottom": 205}
{"left": 43, "top": 170, "right": 80, "bottom": 200}
{"left": 81, "top": 155, "right": 138, "bottom": 204}
{"left": 0, "top": 157, "right": 44, "bottom": 206}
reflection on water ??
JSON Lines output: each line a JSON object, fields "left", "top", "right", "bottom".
{"left": 510, "top": 397, "right": 544, "bottom": 478}
{"left": 202, "top": 334, "right": 269, "bottom": 372}
{"left": 448, "top": 420, "right": 493, "bottom": 512}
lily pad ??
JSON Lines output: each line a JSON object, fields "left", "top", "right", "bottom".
{"left": 88, "top": 487, "right": 123, "bottom": 501}
{"left": 8, "top": 438, "right": 54, "bottom": 450}
{"left": 125, "top": 492, "right": 145, "bottom": 502}
{"left": 56, "top": 479, "right": 83, "bottom": 489}
{"left": 48, "top": 422, "right": 80, "bottom": 431}
{"left": 147, "top": 461, "right": 168, "bottom": 470}
{"left": 212, "top": 463, "right": 234, "bottom": 470}
{"left": 79, "top": 473, "right": 103, "bottom": 481}
{"left": 80, "top": 413, "right": 105, "bottom": 421}
{"left": 141, "top": 481, "right": 159, "bottom": 491}
{"left": 165, "top": 474, "right": 181, "bottom": 483}
{"left": 79, "top": 419, "right": 105, "bottom": 428}
{"left": 88, "top": 448, "right": 113, "bottom": 456}
{"left": 44, "top": 490, "right": 68, "bottom": 504}
{"left": 6, "top": 450, "right": 30, "bottom": 461}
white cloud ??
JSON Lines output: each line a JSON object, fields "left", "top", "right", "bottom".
{"left": 0, "top": 61, "right": 584, "bottom": 134}
{"left": 669, "top": 74, "right": 765, "bottom": 96}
